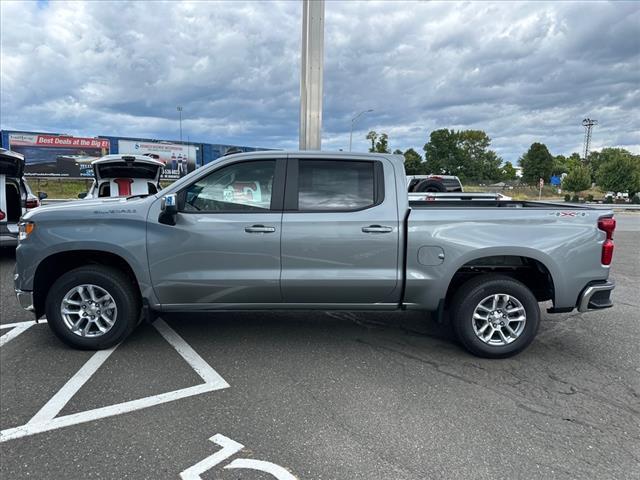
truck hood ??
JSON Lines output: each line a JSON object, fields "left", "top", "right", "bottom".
{"left": 22, "top": 195, "right": 156, "bottom": 221}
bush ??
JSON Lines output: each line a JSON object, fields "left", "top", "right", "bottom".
{"left": 632, "top": 194, "right": 640, "bottom": 204}
{"left": 586, "top": 194, "right": 594, "bottom": 202}
{"left": 571, "top": 194, "right": 580, "bottom": 203}
{"left": 564, "top": 194, "right": 571, "bottom": 202}
{"left": 604, "top": 196, "right": 613, "bottom": 204}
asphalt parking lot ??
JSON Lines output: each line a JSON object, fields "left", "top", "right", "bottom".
{"left": 1, "top": 213, "right": 639, "bottom": 480}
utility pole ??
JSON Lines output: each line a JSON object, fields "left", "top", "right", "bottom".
{"left": 299, "top": 0, "right": 324, "bottom": 150}
{"left": 177, "top": 106, "right": 183, "bottom": 143}
{"left": 582, "top": 118, "right": 597, "bottom": 161}
{"left": 349, "top": 109, "right": 374, "bottom": 152}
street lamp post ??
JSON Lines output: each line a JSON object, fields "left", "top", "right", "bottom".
{"left": 349, "top": 109, "right": 374, "bottom": 152}
{"left": 177, "top": 106, "right": 183, "bottom": 143}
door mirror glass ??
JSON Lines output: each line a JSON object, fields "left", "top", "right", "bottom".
{"left": 37, "top": 191, "right": 48, "bottom": 200}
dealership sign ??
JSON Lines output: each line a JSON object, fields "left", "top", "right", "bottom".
{"left": 9, "top": 133, "right": 110, "bottom": 177}
{"left": 118, "top": 140, "right": 197, "bottom": 180}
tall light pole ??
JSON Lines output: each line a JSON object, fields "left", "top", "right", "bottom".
{"left": 299, "top": 0, "right": 325, "bottom": 150}
{"left": 349, "top": 109, "right": 373, "bottom": 152}
{"left": 177, "top": 106, "right": 183, "bottom": 143}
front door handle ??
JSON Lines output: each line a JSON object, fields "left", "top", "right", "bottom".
{"left": 245, "top": 224, "right": 276, "bottom": 233}
{"left": 362, "top": 225, "right": 393, "bottom": 234}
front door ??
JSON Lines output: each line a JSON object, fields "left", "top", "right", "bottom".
{"left": 147, "top": 159, "right": 285, "bottom": 307}
{"left": 280, "top": 158, "right": 400, "bottom": 305}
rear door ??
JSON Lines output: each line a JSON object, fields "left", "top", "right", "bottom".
{"left": 147, "top": 158, "right": 286, "bottom": 306}
{"left": 280, "top": 157, "right": 401, "bottom": 305}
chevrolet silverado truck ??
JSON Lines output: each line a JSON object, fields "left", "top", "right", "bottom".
{"left": 14, "top": 151, "right": 615, "bottom": 358}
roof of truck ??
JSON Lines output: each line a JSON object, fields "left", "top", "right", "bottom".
{"left": 219, "top": 150, "right": 402, "bottom": 161}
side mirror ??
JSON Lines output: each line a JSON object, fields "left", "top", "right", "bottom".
{"left": 159, "top": 193, "right": 178, "bottom": 225}
{"left": 37, "top": 191, "right": 48, "bottom": 200}
{"left": 78, "top": 192, "right": 88, "bottom": 199}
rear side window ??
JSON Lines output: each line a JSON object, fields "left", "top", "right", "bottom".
{"left": 297, "top": 160, "right": 377, "bottom": 211}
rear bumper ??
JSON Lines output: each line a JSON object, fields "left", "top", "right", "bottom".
{"left": 15, "top": 289, "right": 34, "bottom": 312}
{"left": 577, "top": 280, "right": 615, "bottom": 312}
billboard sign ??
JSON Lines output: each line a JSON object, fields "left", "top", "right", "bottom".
{"left": 8, "top": 133, "right": 110, "bottom": 177}
{"left": 117, "top": 140, "right": 197, "bottom": 179}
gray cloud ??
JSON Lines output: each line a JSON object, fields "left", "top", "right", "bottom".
{"left": 1, "top": 0, "right": 638, "bottom": 162}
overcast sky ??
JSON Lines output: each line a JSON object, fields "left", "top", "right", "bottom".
{"left": 1, "top": 1, "right": 638, "bottom": 163}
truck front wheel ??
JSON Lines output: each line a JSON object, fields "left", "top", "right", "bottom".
{"left": 450, "top": 274, "right": 540, "bottom": 358}
{"left": 45, "top": 266, "right": 140, "bottom": 350}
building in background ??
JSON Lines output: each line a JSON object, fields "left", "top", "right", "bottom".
{"left": 0, "top": 130, "right": 270, "bottom": 179}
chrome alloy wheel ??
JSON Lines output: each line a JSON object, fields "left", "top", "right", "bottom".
{"left": 60, "top": 284, "right": 118, "bottom": 338}
{"left": 472, "top": 294, "right": 526, "bottom": 346}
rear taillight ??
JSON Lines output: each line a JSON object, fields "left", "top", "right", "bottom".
{"left": 0, "top": 209, "right": 5, "bottom": 221}
{"left": 598, "top": 217, "right": 616, "bottom": 265}
{"left": 26, "top": 198, "right": 39, "bottom": 209}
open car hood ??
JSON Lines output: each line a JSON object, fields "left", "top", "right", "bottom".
{"left": 92, "top": 155, "right": 164, "bottom": 183}
{"left": 0, "top": 148, "right": 25, "bottom": 178}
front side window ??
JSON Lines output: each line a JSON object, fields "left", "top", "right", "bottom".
{"left": 298, "top": 160, "right": 375, "bottom": 211}
{"left": 183, "top": 160, "right": 275, "bottom": 212}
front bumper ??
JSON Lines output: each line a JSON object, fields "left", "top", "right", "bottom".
{"left": 15, "top": 289, "right": 34, "bottom": 312}
{"left": 577, "top": 281, "right": 615, "bottom": 312}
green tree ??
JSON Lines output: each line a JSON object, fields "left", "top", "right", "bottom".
{"left": 552, "top": 155, "right": 567, "bottom": 176}
{"left": 563, "top": 164, "right": 592, "bottom": 194}
{"left": 595, "top": 150, "right": 640, "bottom": 196}
{"left": 458, "top": 130, "right": 502, "bottom": 181}
{"left": 520, "top": 143, "right": 554, "bottom": 184}
{"left": 402, "top": 148, "right": 425, "bottom": 175}
{"left": 366, "top": 131, "right": 378, "bottom": 152}
{"left": 423, "top": 129, "right": 457, "bottom": 175}
{"left": 501, "top": 161, "right": 517, "bottom": 181}
{"left": 366, "top": 131, "right": 390, "bottom": 153}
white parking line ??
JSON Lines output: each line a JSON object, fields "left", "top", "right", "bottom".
{"left": 0, "top": 321, "right": 37, "bottom": 347}
{"left": 0, "top": 318, "right": 229, "bottom": 443}
{"left": 27, "top": 346, "right": 118, "bottom": 425}
{"left": 0, "top": 320, "right": 40, "bottom": 330}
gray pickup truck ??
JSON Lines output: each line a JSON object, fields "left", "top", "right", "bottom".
{"left": 14, "top": 151, "right": 616, "bottom": 358}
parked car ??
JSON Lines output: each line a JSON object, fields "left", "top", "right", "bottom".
{"left": 407, "top": 174, "right": 463, "bottom": 192}
{"left": 15, "top": 151, "right": 615, "bottom": 358}
{"left": 79, "top": 154, "right": 164, "bottom": 199}
{"left": 0, "top": 148, "right": 46, "bottom": 247}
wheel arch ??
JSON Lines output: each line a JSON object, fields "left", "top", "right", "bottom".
{"left": 443, "top": 251, "right": 558, "bottom": 310}
{"left": 33, "top": 250, "right": 142, "bottom": 318}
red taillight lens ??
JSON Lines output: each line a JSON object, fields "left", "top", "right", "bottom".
{"left": 0, "top": 209, "right": 5, "bottom": 221}
{"left": 601, "top": 240, "right": 614, "bottom": 265}
{"left": 598, "top": 217, "right": 616, "bottom": 265}
{"left": 26, "top": 198, "right": 39, "bottom": 209}
{"left": 598, "top": 217, "right": 616, "bottom": 239}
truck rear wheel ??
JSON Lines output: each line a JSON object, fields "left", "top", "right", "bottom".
{"left": 45, "top": 266, "right": 140, "bottom": 350}
{"left": 450, "top": 274, "right": 540, "bottom": 358}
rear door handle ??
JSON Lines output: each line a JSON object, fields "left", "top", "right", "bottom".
{"left": 245, "top": 224, "right": 276, "bottom": 233}
{"left": 362, "top": 225, "right": 393, "bottom": 234}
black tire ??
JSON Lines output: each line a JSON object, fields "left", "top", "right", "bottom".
{"left": 450, "top": 274, "right": 540, "bottom": 358}
{"left": 45, "top": 266, "right": 140, "bottom": 350}
{"left": 415, "top": 179, "right": 446, "bottom": 193}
